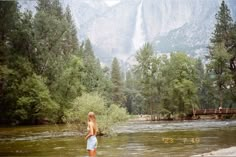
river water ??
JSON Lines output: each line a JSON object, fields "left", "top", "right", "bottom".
{"left": 0, "top": 120, "right": 236, "bottom": 157}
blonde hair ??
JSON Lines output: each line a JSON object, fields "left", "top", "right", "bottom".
{"left": 88, "top": 112, "right": 98, "bottom": 134}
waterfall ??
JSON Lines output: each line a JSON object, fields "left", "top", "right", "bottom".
{"left": 132, "top": 0, "right": 145, "bottom": 53}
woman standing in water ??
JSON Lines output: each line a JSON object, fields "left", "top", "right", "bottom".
{"left": 85, "top": 112, "right": 98, "bottom": 157}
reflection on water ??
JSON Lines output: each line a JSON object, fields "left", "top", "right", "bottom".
{"left": 0, "top": 120, "right": 236, "bottom": 157}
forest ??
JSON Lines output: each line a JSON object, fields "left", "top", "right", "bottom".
{"left": 0, "top": 0, "right": 236, "bottom": 127}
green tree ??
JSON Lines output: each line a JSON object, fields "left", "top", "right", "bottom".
{"left": 210, "top": 0, "right": 236, "bottom": 101}
{"left": 111, "top": 57, "right": 125, "bottom": 106}
{"left": 0, "top": 56, "right": 58, "bottom": 124}
{"left": 124, "top": 70, "right": 144, "bottom": 114}
{"left": 11, "top": 11, "right": 36, "bottom": 62}
{"left": 34, "top": 0, "right": 68, "bottom": 84}
{"left": 0, "top": 1, "right": 19, "bottom": 43}
{"left": 15, "top": 73, "right": 58, "bottom": 124}
{"left": 36, "top": 0, "right": 63, "bottom": 18}
{"left": 210, "top": 0, "right": 233, "bottom": 45}
{"left": 64, "top": 6, "right": 79, "bottom": 55}
{"left": 0, "top": 1, "right": 20, "bottom": 123}
{"left": 135, "top": 43, "right": 161, "bottom": 119}
{"left": 160, "top": 53, "right": 199, "bottom": 117}
{"left": 195, "top": 58, "right": 206, "bottom": 109}
{"left": 207, "top": 43, "right": 232, "bottom": 108}
{"left": 80, "top": 39, "right": 104, "bottom": 92}
{"left": 52, "top": 55, "right": 84, "bottom": 122}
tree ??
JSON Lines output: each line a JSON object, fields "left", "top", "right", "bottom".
{"left": 124, "top": 70, "right": 145, "bottom": 114}
{"left": 210, "top": 0, "right": 233, "bottom": 45}
{"left": 195, "top": 58, "right": 206, "bottom": 109}
{"left": 36, "top": 0, "right": 63, "bottom": 19}
{"left": 209, "top": 0, "right": 236, "bottom": 108}
{"left": 135, "top": 43, "right": 160, "bottom": 119}
{"left": 11, "top": 11, "right": 36, "bottom": 62}
{"left": 64, "top": 6, "right": 79, "bottom": 55}
{"left": 0, "top": 56, "right": 59, "bottom": 124}
{"left": 15, "top": 73, "right": 59, "bottom": 124}
{"left": 51, "top": 55, "right": 84, "bottom": 122}
{"left": 207, "top": 43, "right": 232, "bottom": 108}
{"left": 0, "top": 1, "right": 21, "bottom": 123}
{"left": 81, "top": 39, "right": 103, "bottom": 92}
{"left": 111, "top": 57, "right": 125, "bottom": 105}
{"left": 160, "top": 53, "right": 199, "bottom": 118}
{"left": 34, "top": 0, "right": 69, "bottom": 84}
{"left": 210, "top": 0, "right": 236, "bottom": 97}
{"left": 0, "top": 1, "right": 19, "bottom": 43}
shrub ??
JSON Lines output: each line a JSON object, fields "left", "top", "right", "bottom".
{"left": 64, "top": 92, "right": 106, "bottom": 123}
{"left": 65, "top": 93, "right": 128, "bottom": 135}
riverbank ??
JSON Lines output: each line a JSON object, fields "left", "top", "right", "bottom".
{"left": 129, "top": 114, "right": 236, "bottom": 121}
{"left": 191, "top": 147, "right": 236, "bottom": 156}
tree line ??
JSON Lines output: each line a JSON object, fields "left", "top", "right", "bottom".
{"left": 0, "top": 0, "right": 127, "bottom": 125}
{"left": 122, "top": 0, "right": 236, "bottom": 119}
{"left": 0, "top": 0, "right": 236, "bottom": 125}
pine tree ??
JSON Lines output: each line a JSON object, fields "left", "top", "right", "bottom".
{"left": 207, "top": 43, "right": 232, "bottom": 108}
{"left": 36, "top": 0, "right": 63, "bottom": 18}
{"left": 0, "top": 1, "right": 20, "bottom": 123}
{"left": 11, "top": 11, "right": 35, "bottom": 61}
{"left": 34, "top": 0, "right": 68, "bottom": 82}
{"left": 84, "top": 39, "right": 95, "bottom": 59}
{"left": 210, "top": 0, "right": 233, "bottom": 46}
{"left": 111, "top": 57, "right": 125, "bottom": 105}
{"left": 81, "top": 39, "right": 98, "bottom": 92}
{"left": 209, "top": 0, "right": 236, "bottom": 107}
{"left": 0, "top": 1, "right": 19, "bottom": 61}
{"left": 64, "top": 5, "right": 79, "bottom": 54}
{"left": 135, "top": 43, "right": 156, "bottom": 117}
{"left": 0, "top": 1, "right": 19, "bottom": 42}
{"left": 51, "top": 0, "right": 63, "bottom": 18}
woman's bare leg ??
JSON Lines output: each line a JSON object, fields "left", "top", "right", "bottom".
{"left": 88, "top": 150, "right": 93, "bottom": 156}
{"left": 93, "top": 148, "right": 97, "bottom": 156}
{"left": 88, "top": 150, "right": 96, "bottom": 157}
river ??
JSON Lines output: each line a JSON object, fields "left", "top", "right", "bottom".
{"left": 0, "top": 120, "right": 236, "bottom": 157}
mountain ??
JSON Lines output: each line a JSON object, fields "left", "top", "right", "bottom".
{"left": 19, "top": 0, "right": 236, "bottom": 65}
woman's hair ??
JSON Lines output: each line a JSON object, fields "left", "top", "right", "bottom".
{"left": 88, "top": 112, "right": 98, "bottom": 133}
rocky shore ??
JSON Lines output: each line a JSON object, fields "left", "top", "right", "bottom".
{"left": 191, "top": 147, "right": 236, "bottom": 157}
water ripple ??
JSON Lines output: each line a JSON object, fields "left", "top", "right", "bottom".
{"left": 114, "top": 120, "right": 236, "bottom": 134}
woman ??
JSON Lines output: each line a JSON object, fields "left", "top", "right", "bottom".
{"left": 85, "top": 112, "right": 98, "bottom": 157}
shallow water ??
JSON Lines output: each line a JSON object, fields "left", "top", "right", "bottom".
{"left": 0, "top": 120, "right": 236, "bottom": 157}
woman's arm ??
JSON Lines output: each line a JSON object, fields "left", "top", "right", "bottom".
{"left": 85, "top": 122, "right": 94, "bottom": 140}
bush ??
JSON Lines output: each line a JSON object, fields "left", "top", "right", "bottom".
{"left": 107, "top": 104, "right": 128, "bottom": 123}
{"left": 64, "top": 92, "right": 106, "bottom": 123}
{"left": 65, "top": 93, "right": 128, "bottom": 135}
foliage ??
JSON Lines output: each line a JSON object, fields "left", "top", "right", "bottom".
{"left": 135, "top": 43, "right": 160, "bottom": 117}
{"left": 64, "top": 93, "right": 128, "bottom": 134}
{"left": 134, "top": 45, "right": 199, "bottom": 117}
{"left": 65, "top": 93, "right": 106, "bottom": 123}
{"left": 1, "top": 0, "right": 236, "bottom": 125}
{"left": 207, "top": 43, "right": 232, "bottom": 107}
{"left": 111, "top": 57, "right": 125, "bottom": 106}
{"left": 0, "top": 56, "right": 58, "bottom": 124}
{"left": 208, "top": 0, "right": 236, "bottom": 108}
{"left": 0, "top": 0, "right": 116, "bottom": 125}
{"left": 16, "top": 73, "right": 59, "bottom": 123}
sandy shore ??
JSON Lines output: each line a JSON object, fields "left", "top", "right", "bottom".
{"left": 191, "top": 147, "right": 236, "bottom": 156}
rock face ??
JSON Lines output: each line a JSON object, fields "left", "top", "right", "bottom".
{"left": 19, "top": 0, "right": 236, "bottom": 64}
